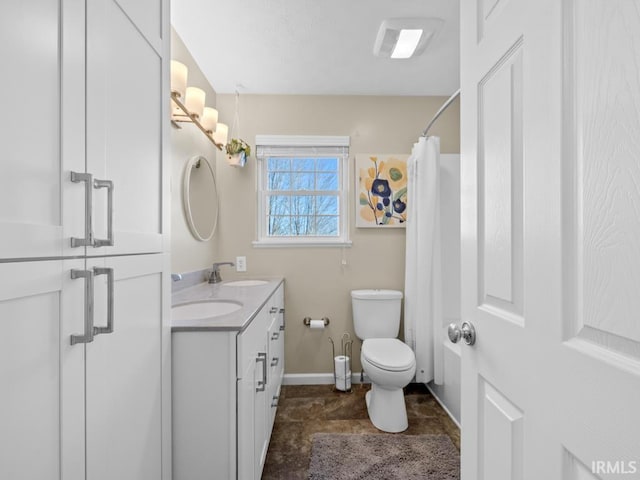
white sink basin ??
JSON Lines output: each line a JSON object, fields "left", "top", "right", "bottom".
{"left": 172, "top": 300, "right": 243, "bottom": 321}
{"left": 223, "top": 280, "right": 268, "bottom": 287}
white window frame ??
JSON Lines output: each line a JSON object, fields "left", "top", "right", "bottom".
{"left": 254, "top": 135, "right": 352, "bottom": 248}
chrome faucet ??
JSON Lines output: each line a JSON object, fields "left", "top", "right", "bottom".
{"left": 208, "top": 262, "right": 235, "bottom": 284}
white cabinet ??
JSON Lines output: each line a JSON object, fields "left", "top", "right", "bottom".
{"left": 85, "top": 0, "right": 166, "bottom": 257}
{"left": 173, "top": 283, "right": 285, "bottom": 480}
{"left": 0, "top": 0, "right": 168, "bottom": 261}
{"left": 0, "top": 0, "right": 83, "bottom": 259}
{"left": 267, "top": 287, "right": 285, "bottom": 432}
{"left": 0, "top": 255, "right": 169, "bottom": 480}
{"left": 85, "top": 255, "right": 167, "bottom": 480}
{"left": 0, "top": 260, "right": 85, "bottom": 480}
{"left": 0, "top": 0, "right": 170, "bottom": 478}
{"left": 237, "top": 307, "right": 269, "bottom": 480}
{"left": 236, "top": 286, "right": 286, "bottom": 480}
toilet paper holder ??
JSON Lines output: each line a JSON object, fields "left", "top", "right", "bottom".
{"left": 303, "top": 317, "right": 330, "bottom": 327}
{"left": 329, "top": 333, "right": 353, "bottom": 393}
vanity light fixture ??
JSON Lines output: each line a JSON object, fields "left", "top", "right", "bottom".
{"left": 170, "top": 60, "right": 225, "bottom": 151}
{"left": 373, "top": 18, "right": 444, "bottom": 59}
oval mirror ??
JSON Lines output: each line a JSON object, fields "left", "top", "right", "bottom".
{"left": 183, "top": 155, "right": 219, "bottom": 241}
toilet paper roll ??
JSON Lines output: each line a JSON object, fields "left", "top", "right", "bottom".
{"left": 335, "top": 374, "right": 352, "bottom": 391}
{"left": 334, "top": 355, "right": 351, "bottom": 377}
{"left": 309, "top": 319, "right": 325, "bottom": 329}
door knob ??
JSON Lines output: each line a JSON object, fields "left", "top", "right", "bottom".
{"left": 448, "top": 321, "right": 477, "bottom": 346}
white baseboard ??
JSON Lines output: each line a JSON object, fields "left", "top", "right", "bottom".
{"left": 283, "top": 373, "right": 370, "bottom": 385}
{"left": 425, "top": 383, "right": 461, "bottom": 429}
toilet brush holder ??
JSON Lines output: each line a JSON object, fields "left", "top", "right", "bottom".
{"left": 329, "top": 333, "right": 353, "bottom": 392}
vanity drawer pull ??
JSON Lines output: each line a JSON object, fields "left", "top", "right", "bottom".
{"left": 256, "top": 353, "right": 267, "bottom": 392}
{"left": 271, "top": 332, "right": 280, "bottom": 340}
{"left": 271, "top": 357, "right": 279, "bottom": 367}
{"left": 269, "top": 307, "right": 278, "bottom": 314}
{"left": 271, "top": 395, "right": 279, "bottom": 408}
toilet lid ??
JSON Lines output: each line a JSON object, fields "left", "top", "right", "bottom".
{"left": 362, "top": 338, "right": 415, "bottom": 372}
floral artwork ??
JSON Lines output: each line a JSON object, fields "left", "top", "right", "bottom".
{"left": 356, "top": 154, "right": 409, "bottom": 228}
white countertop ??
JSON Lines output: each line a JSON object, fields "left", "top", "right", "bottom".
{"left": 171, "top": 277, "right": 284, "bottom": 332}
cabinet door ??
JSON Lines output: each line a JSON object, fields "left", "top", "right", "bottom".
{"left": 267, "top": 315, "right": 281, "bottom": 430}
{"left": 274, "top": 286, "right": 285, "bottom": 386}
{"left": 0, "top": 260, "right": 85, "bottom": 480}
{"left": 85, "top": 254, "right": 167, "bottom": 480}
{"left": 271, "top": 285, "right": 285, "bottom": 393}
{"left": 0, "top": 0, "right": 85, "bottom": 260}
{"left": 254, "top": 342, "right": 269, "bottom": 480}
{"left": 85, "top": 0, "right": 167, "bottom": 256}
{"left": 238, "top": 356, "right": 257, "bottom": 480}
{"left": 237, "top": 307, "right": 271, "bottom": 480}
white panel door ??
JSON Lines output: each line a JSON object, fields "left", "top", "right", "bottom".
{"left": 0, "top": 0, "right": 85, "bottom": 260}
{"left": 0, "top": 260, "right": 85, "bottom": 480}
{"left": 85, "top": 254, "right": 165, "bottom": 480}
{"left": 460, "top": 0, "right": 640, "bottom": 478}
{"left": 85, "top": 0, "right": 165, "bottom": 256}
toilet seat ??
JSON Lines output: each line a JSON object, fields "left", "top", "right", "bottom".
{"left": 362, "top": 338, "right": 415, "bottom": 372}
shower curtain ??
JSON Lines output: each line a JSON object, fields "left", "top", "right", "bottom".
{"left": 404, "top": 136, "right": 443, "bottom": 385}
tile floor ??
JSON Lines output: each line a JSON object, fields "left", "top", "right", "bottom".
{"left": 261, "top": 383, "right": 460, "bottom": 479}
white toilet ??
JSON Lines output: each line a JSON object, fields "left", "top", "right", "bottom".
{"left": 351, "top": 289, "right": 416, "bottom": 433}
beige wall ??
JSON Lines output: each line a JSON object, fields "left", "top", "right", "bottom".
{"left": 170, "top": 29, "right": 220, "bottom": 273}
{"left": 214, "top": 94, "right": 460, "bottom": 374}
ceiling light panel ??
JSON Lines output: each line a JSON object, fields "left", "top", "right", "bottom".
{"left": 391, "top": 29, "right": 424, "bottom": 59}
{"left": 373, "top": 18, "right": 444, "bottom": 59}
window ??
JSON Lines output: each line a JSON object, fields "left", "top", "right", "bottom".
{"left": 255, "top": 135, "right": 351, "bottom": 247}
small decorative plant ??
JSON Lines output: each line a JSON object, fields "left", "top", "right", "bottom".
{"left": 225, "top": 138, "right": 251, "bottom": 158}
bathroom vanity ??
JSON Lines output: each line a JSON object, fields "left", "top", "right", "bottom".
{"left": 171, "top": 278, "right": 285, "bottom": 480}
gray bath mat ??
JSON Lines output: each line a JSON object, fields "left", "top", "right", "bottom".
{"left": 308, "top": 433, "right": 460, "bottom": 480}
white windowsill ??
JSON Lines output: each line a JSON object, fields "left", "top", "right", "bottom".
{"left": 252, "top": 238, "right": 353, "bottom": 248}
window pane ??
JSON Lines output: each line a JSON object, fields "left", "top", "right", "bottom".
{"left": 315, "top": 195, "right": 338, "bottom": 215}
{"left": 292, "top": 158, "right": 315, "bottom": 171}
{"left": 267, "top": 195, "right": 291, "bottom": 215}
{"left": 317, "top": 158, "right": 338, "bottom": 171}
{"left": 268, "top": 216, "right": 291, "bottom": 236}
{"left": 292, "top": 172, "right": 314, "bottom": 191}
{"left": 268, "top": 158, "right": 290, "bottom": 171}
{"left": 315, "top": 216, "right": 339, "bottom": 236}
{"left": 268, "top": 172, "right": 291, "bottom": 190}
{"left": 290, "top": 216, "right": 316, "bottom": 235}
{"left": 291, "top": 195, "right": 313, "bottom": 215}
{"left": 316, "top": 172, "right": 338, "bottom": 191}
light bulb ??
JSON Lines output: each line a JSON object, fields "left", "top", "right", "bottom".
{"left": 184, "top": 87, "right": 206, "bottom": 119}
{"left": 201, "top": 107, "right": 219, "bottom": 133}
{"left": 213, "top": 123, "right": 228, "bottom": 146}
{"left": 170, "top": 61, "right": 188, "bottom": 99}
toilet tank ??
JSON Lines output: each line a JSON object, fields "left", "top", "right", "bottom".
{"left": 351, "top": 289, "right": 403, "bottom": 340}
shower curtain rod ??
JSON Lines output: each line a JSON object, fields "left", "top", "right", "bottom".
{"left": 421, "top": 88, "right": 461, "bottom": 137}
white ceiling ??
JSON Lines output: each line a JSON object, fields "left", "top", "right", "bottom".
{"left": 171, "top": 0, "right": 459, "bottom": 96}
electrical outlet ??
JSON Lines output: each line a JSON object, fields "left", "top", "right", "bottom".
{"left": 236, "top": 256, "right": 247, "bottom": 272}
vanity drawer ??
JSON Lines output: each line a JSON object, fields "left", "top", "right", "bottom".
{"left": 237, "top": 309, "right": 270, "bottom": 381}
